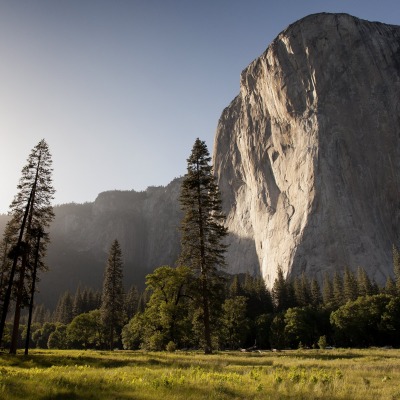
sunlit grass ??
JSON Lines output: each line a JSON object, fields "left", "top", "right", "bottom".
{"left": 0, "top": 348, "right": 399, "bottom": 399}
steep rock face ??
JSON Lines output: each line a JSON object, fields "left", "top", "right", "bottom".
{"left": 213, "top": 13, "right": 400, "bottom": 287}
{"left": 39, "top": 178, "right": 182, "bottom": 307}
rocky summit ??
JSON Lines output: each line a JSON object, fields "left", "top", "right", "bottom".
{"left": 213, "top": 13, "right": 400, "bottom": 288}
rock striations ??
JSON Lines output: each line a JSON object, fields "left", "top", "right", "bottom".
{"left": 213, "top": 13, "right": 400, "bottom": 287}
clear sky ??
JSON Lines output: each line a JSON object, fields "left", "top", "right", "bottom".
{"left": 0, "top": 0, "right": 399, "bottom": 213}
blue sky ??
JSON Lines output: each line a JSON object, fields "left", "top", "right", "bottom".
{"left": 0, "top": 0, "right": 399, "bottom": 213}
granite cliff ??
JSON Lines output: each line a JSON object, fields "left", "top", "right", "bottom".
{"left": 213, "top": 13, "right": 400, "bottom": 287}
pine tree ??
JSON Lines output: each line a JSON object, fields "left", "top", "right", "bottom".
{"left": 272, "top": 267, "right": 290, "bottom": 312}
{"left": 293, "top": 273, "right": 311, "bottom": 307}
{"left": 385, "top": 277, "right": 397, "bottom": 296}
{"left": 0, "top": 139, "right": 55, "bottom": 352}
{"left": 53, "top": 291, "right": 74, "bottom": 324}
{"left": 229, "top": 275, "right": 243, "bottom": 298}
{"left": 81, "top": 287, "right": 100, "bottom": 313}
{"left": 310, "top": 279, "right": 322, "bottom": 306}
{"left": 100, "top": 239, "right": 125, "bottom": 350}
{"left": 179, "top": 138, "right": 228, "bottom": 354}
{"left": 322, "top": 273, "right": 334, "bottom": 307}
{"left": 32, "top": 304, "right": 47, "bottom": 324}
{"left": 0, "top": 227, "right": 13, "bottom": 309}
{"left": 343, "top": 267, "right": 358, "bottom": 302}
{"left": 137, "top": 290, "right": 150, "bottom": 313}
{"left": 356, "top": 267, "right": 374, "bottom": 297}
{"left": 125, "top": 285, "right": 139, "bottom": 320}
{"left": 332, "top": 271, "right": 347, "bottom": 308}
{"left": 72, "top": 285, "right": 84, "bottom": 317}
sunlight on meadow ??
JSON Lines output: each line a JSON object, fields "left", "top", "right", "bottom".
{"left": 0, "top": 348, "right": 399, "bottom": 399}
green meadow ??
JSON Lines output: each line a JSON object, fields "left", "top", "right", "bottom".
{"left": 0, "top": 348, "right": 399, "bottom": 399}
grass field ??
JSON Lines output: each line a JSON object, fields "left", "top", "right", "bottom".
{"left": 0, "top": 348, "right": 399, "bottom": 399}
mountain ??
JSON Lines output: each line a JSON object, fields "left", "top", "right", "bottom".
{"left": 0, "top": 179, "right": 183, "bottom": 308}
{"left": 36, "top": 178, "right": 183, "bottom": 308}
{"left": 1, "top": 13, "right": 400, "bottom": 307}
{"left": 213, "top": 13, "right": 400, "bottom": 287}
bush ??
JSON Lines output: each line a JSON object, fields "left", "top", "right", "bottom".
{"left": 122, "top": 314, "right": 144, "bottom": 350}
{"left": 47, "top": 325, "right": 69, "bottom": 349}
{"left": 318, "top": 335, "right": 327, "bottom": 349}
{"left": 143, "top": 331, "right": 165, "bottom": 351}
{"left": 166, "top": 341, "right": 177, "bottom": 352}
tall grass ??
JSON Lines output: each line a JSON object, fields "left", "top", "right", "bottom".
{"left": 0, "top": 348, "right": 399, "bottom": 399}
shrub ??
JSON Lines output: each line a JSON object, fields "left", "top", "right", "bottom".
{"left": 143, "top": 331, "right": 165, "bottom": 351}
{"left": 318, "top": 335, "right": 327, "bottom": 349}
{"left": 166, "top": 341, "right": 177, "bottom": 352}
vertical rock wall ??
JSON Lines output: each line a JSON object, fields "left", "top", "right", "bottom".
{"left": 213, "top": 13, "right": 400, "bottom": 287}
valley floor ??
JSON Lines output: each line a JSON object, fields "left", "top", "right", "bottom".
{"left": 0, "top": 348, "right": 399, "bottom": 399}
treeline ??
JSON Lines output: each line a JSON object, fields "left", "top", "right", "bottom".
{"left": 2, "top": 138, "right": 400, "bottom": 354}
{"left": 6, "top": 257, "right": 400, "bottom": 351}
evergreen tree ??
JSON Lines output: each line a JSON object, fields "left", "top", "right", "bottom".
{"left": 137, "top": 290, "right": 150, "bottom": 313}
{"left": 322, "top": 273, "right": 334, "bottom": 307}
{"left": 81, "top": 287, "right": 101, "bottom": 313}
{"left": 253, "top": 276, "right": 274, "bottom": 315}
{"left": 356, "top": 267, "right": 374, "bottom": 297}
{"left": 385, "top": 277, "right": 397, "bottom": 296}
{"left": 243, "top": 275, "right": 273, "bottom": 318}
{"left": 221, "top": 296, "right": 249, "bottom": 349}
{"left": 72, "top": 285, "right": 84, "bottom": 317}
{"left": 178, "top": 138, "right": 228, "bottom": 354}
{"left": 100, "top": 239, "right": 125, "bottom": 350}
{"left": 229, "top": 275, "right": 243, "bottom": 298}
{"left": 343, "top": 267, "right": 358, "bottom": 302}
{"left": 53, "top": 291, "right": 74, "bottom": 324}
{"left": 272, "top": 267, "right": 290, "bottom": 312}
{"left": 125, "top": 285, "right": 139, "bottom": 320}
{"left": 310, "top": 278, "right": 322, "bottom": 306}
{"left": 0, "top": 139, "right": 55, "bottom": 352}
{"left": 332, "top": 271, "right": 344, "bottom": 308}
{"left": 0, "top": 231, "right": 12, "bottom": 309}
{"left": 293, "top": 273, "right": 311, "bottom": 307}
{"left": 32, "top": 304, "right": 47, "bottom": 324}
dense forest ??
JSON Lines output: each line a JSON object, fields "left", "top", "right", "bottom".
{"left": 4, "top": 256, "right": 400, "bottom": 352}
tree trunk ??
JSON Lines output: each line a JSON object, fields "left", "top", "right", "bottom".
{"left": 0, "top": 188, "right": 34, "bottom": 346}
{"left": 9, "top": 250, "right": 28, "bottom": 354}
{"left": 202, "top": 275, "right": 212, "bottom": 354}
{"left": 110, "top": 325, "right": 114, "bottom": 351}
{"left": 24, "top": 229, "right": 42, "bottom": 355}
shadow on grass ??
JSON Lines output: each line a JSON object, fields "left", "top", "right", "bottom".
{"left": 0, "top": 348, "right": 366, "bottom": 372}
{"left": 39, "top": 393, "right": 81, "bottom": 400}
{"left": 286, "top": 351, "right": 365, "bottom": 361}
{"left": 0, "top": 354, "right": 142, "bottom": 369}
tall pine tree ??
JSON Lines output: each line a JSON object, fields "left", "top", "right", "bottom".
{"left": 179, "top": 138, "right": 228, "bottom": 354}
{"left": 343, "top": 267, "right": 358, "bottom": 302}
{"left": 0, "top": 139, "right": 55, "bottom": 352}
{"left": 100, "top": 239, "right": 125, "bottom": 350}
{"left": 272, "top": 267, "right": 290, "bottom": 312}
{"left": 53, "top": 291, "right": 74, "bottom": 324}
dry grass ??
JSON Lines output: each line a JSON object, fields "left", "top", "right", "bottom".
{"left": 0, "top": 348, "right": 399, "bottom": 399}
